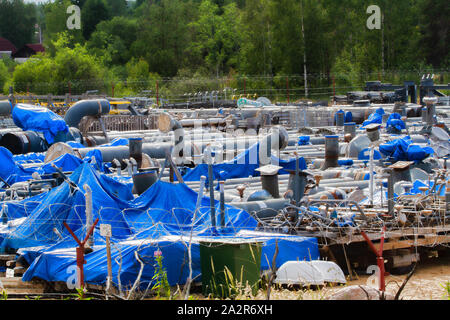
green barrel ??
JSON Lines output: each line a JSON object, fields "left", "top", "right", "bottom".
{"left": 200, "top": 240, "right": 262, "bottom": 298}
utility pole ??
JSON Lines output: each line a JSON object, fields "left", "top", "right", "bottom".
{"left": 300, "top": 0, "right": 308, "bottom": 99}
{"left": 381, "top": 11, "right": 385, "bottom": 76}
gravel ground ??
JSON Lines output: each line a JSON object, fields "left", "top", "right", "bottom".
{"left": 241, "top": 255, "right": 450, "bottom": 300}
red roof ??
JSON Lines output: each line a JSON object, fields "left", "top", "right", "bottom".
{"left": 25, "top": 43, "right": 44, "bottom": 53}
{"left": 0, "top": 37, "right": 16, "bottom": 53}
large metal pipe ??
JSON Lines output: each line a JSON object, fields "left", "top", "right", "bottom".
{"left": 230, "top": 199, "right": 289, "bottom": 219}
{"left": 321, "top": 135, "right": 339, "bottom": 169}
{"left": 0, "top": 130, "right": 47, "bottom": 154}
{"left": 158, "top": 113, "right": 185, "bottom": 158}
{"left": 64, "top": 99, "right": 110, "bottom": 128}
{"left": 259, "top": 126, "right": 289, "bottom": 166}
{"left": 423, "top": 96, "right": 437, "bottom": 126}
{"left": 129, "top": 137, "right": 143, "bottom": 168}
{"left": 0, "top": 100, "right": 13, "bottom": 116}
{"left": 132, "top": 170, "right": 158, "bottom": 195}
{"left": 344, "top": 122, "right": 356, "bottom": 138}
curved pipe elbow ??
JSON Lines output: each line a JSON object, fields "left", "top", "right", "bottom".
{"left": 64, "top": 99, "right": 110, "bottom": 128}
{"left": 158, "top": 113, "right": 185, "bottom": 157}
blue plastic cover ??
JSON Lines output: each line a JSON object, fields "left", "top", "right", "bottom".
{"left": 379, "top": 136, "right": 434, "bottom": 162}
{"left": 12, "top": 104, "right": 69, "bottom": 144}
{"left": 298, "top": 136, "right": 311, "bottom": 145}
{"left": 345, "top": 111, "right": 352, "bottom": 123}
{"left": 182, "top": 141, "right": 307, "bottom": 184}
{"left": 386, "top": 113, "right": 405, "bottom": 132}
{"left": 100, "top": 137, "right": 129, "bottom": 147}
{"left": 0, "top": 162, "right": 319, "bottom": 288}
{"left": 0, "top": 147, "right": 108, "bottom": 188}
{"left": 334, "top": 109, "right": 345, "bottom": 124}
{"left": 361, "top": 107, "right": 385, "bottom": 128}
{"left": 358, "top": 148, "right": 382, "bottom": 160}
{"left": 67, "top": 141, "right": 85, "bottom": 149}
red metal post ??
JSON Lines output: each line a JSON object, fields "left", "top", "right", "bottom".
{"left": 360, "top": 226, "right": 386, "bottom": 291}
{"left": 156, "top": 80, "right": 159, "bottom": 106}
{"left": 286, "top": 76, "right": 289, "bottom": 103}
{"left": 63, "top": 218, "right": 99, "bottom": 289}
{"left": 332, "top": 74, "right": 335, "bottom": 98}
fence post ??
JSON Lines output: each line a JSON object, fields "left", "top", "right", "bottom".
{"left": 286, "top": 76, "right": 289, "bottom": 103}
{"left": 332, "top": 74, "right": 335, "bottom": 100}
{"left": 156, "top": 80, "right": 159, "bottom": 106}
{"left": 111, "top": 83, "right": 115, "bottom": 97}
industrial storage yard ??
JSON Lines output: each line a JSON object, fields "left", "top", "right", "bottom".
{"left": 0, "top": 77, "right": 449, "bottom": 301}
{"left": 0, "top": 1, "right": 448, "bottom": 304}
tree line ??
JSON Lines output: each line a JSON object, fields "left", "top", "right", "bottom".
{"left": 0, "top": 0, "right": 448, "bottom": 98}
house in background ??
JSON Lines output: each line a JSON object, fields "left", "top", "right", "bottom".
{"left": 12, "top": 43, "right": 45, "bottom": 63}
{"left": 0, "top": 37, "right": 17, "bottom": 59}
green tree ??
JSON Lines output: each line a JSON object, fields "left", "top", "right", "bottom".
{"left": 105, "top": 0, "right": 128, "bottom": 17}
{"left": 43, "top": 0, "right": 84, "bottom": 53}
{"left": 131, "top": 0, "right": 193, "bottom": 77}
{"left": 0, "top": 0, "right": 37, "bottom": 48}
{"left": 12, "top": 33, "right": 106, "bottom": 94}
{"left": 81, "top": 0, "right": 110, "bottom": 40}
{"left": 88, "top": 16, "right": 137, "bottom": 65}
{"left": 189, "top": 0, "right": 242, "bottom": 76}
{"left": 239, "top": 0, "right": 272, "bottom": 76}
{"left": 418, "top": 0, "right": 449, "bottom": 68}
{"left": 0, "top": 60, "right": 9, "bottom": 93}
{"left": 126, "top": 58, "right": 150, "bottom": 93}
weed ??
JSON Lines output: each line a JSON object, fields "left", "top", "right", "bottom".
{"left": 440, "top": 281, "right": 450, "bottom": 300}
{"left": 151, "top": 250, "right": 171, "bottom": 299}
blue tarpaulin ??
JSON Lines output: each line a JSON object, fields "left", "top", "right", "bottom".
{"left": 298, "top": 136, "right": 311, "bottom": 145}
{"left": 1, "top": 163, "right": 319, "bottom": 288}
{"left": 12, "top": 104, "right": 69, "bottom": 144}
{"left": 379, "top": 136, "right": 434, "bottom": 162}
{"left": 361, "top": 108, "right": 385, "bottom": 128}
{"left": 386, "top": 113, "right": 405, "bottom": 133}
{"left": 0, "top": 146, "right": 108, "bottom": 188}
{"left": 183, "top": 141, "right": 307, "bottom": 184}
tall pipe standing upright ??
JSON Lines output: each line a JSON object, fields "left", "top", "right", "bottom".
{"left": 423, "top": 96, "right": 437, "bottom": 126}
{"left": 344, "top": 122, "right": 356, "bottom": 138}
{"left": 129, "top": 137, "right": 143, "bottom": 169}
{"left": 387, "top": 169, "right": 394, "bottom": 216}
{"left": 219, "top": 181, "right": 226, "bottom": 227}
{"left": 83, "top": 184, "right": 94, "bottom": 249}
{"left": 321, "top": 135, "right": 339, "bottom": 169}
{"left": 158, "top": 112, "right": 186, "bottom": 159}
{"left": 259, "top": 126, "right": 289, "bottom": 166}
{"left": 205, "top": 147, "right": 216, "bottom": 228}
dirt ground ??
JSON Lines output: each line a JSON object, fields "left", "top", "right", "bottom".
{"left": 249, "top": 255, "right": 450, "bottom": 300}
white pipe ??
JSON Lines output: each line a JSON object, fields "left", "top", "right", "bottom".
{"left": 83, "top": 184, "right": 93, "bottom": 248}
